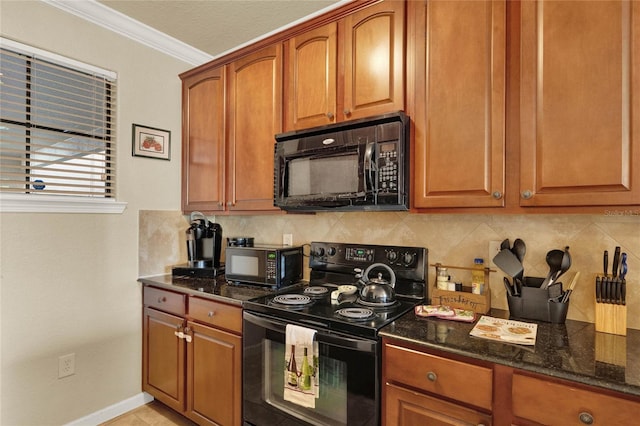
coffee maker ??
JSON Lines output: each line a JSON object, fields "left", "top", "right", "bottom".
{"left": 172, "top": 212, "right": 224, "bottom": 278}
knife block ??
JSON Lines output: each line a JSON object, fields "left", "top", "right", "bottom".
{"left": 595, "top": 302, "right": 627, "bottom": 336}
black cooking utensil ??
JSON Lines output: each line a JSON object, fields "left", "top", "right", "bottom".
{"left": 542, "top": 249, "right": 564, "bottom": 288}
{"left": 493, "top": 248, "right": 523, "bottom": 278}
{"left": 512, "top": 238, "right": 526, "bottom": 263}
{"left": 503, "top": 277, "right": 514, "bottom": 296}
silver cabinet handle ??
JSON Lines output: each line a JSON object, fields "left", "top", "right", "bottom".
{"left": 521, "top": 190, "right": 533, "bottom": 199}
{"left": 208, "top": 311, "right": 215, "bottom": 317}
{"left": 326, "top": 112, "right": 334, "bottom": 119}
{"left": 343, "top": 109, "right": 351, "bottom": 116}
{"left": 578, "top": 412, "right": 594, "bottom": 425}
{"left": 492, "top": 191, "right": 503, "bottom": 199}
{"left": 426, "top": 371, "right": 437, "bottom": 382}
{"left": 157, "top": 297, "right": 166, "bottom": 303}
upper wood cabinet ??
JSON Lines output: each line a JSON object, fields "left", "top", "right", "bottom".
{"left": 284, "top": 23, "right": 338, "bottom": 130}
{"left": 227, "top": 44, "right": 283, "bottom": 212}
{"left": 181, "top": 66, "right": 225, "bottom": 213}
{"left": 284, "top": 0, "right": 405, "bottom": 130}
{"left": 519, "top": 0, "right": 640, "bottom": 207}
{"left": 410, "top": 0, "right": 506, "bottom": 208}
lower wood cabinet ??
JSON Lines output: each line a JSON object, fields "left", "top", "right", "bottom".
{"left": 511, "top": 372, "right": 640, "bottom": 426}
{"left": 142, "top": 286, "right": 242, "bottom": 425}
{"left": 383, "top": 340, "right": 493, "bottom": 425}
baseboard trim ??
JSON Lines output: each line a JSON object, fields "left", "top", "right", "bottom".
{"left": 64, "top": 392, "right": 154, "bottom": 425}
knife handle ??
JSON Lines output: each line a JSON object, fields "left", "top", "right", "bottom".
{"left": 621, "top": 279, "right": 626, "bottom": 305}
{"left": 615, "top": 279, "right": 621, "bottom": 304}
{"left": 612, "top": 246, "right": 620, "bottom": 278}
{"left": 595, "top": 276, "right": 601, "bottom": 303}
{"left": 604, "top": 277, "right": 610, "bottom": 304}
{"left": 603, "top": 250, "right": 609, "bottom": 276}
{"left": 620, "top": 253, "right": 627, "bottom": 280}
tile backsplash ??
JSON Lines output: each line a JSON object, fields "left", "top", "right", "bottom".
{"left": 139, "top": 210, "right": 640, "bottom": 329}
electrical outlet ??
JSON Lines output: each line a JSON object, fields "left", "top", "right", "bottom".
{"left": 489, "top": 241, "right": 502, "bottom": 268}
{"left": 58, "top": 353, "right": 75, "bottom": 378}
{"left": 283, "top": 233, "right": 293, "bottom": 246}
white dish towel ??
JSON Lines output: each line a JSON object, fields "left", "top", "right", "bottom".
{"left": 284, "top": 324, "right": 319, "bottom": 408}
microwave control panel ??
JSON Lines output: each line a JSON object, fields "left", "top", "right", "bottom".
{"left": 378, "top": 141, "right": 399, "bottom": 192}
{"left": 265, "top": 251, "right": 277, "bottom": 280}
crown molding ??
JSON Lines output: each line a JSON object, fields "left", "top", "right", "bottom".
{"left": 42, "top": 0, "right": 214, "bottom": 66}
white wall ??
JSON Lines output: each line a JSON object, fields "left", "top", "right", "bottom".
{"left": 0, "top": 1, "right": 189, "bottom": 424}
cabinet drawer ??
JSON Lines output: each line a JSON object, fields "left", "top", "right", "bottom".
{"left": 512, "top": 373, "right": 640, "bottom": 425}
{"left": 143, "top": 287, "right": 186, "bottom": 316}
{"left": 188, "top": 297, "right": 242, "bottom": 334}
{"left": 384, "top": 343, "right": 492, "bottom": 410}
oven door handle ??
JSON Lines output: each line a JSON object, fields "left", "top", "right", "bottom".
{"left": 243, "top": 311, "right": 376, "bottom": 353}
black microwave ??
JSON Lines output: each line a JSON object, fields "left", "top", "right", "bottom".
{"left": 224, "top": 245, "right": 303, "bottom": 288}
{"left": 274, "top": 111, "right": 409, "bottom": 211}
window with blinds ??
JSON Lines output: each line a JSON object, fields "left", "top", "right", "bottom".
{"left": 0, "top": 38, "right": 117, "bottom": 199}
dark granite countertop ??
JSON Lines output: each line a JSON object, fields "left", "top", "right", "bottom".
{"left": 380, "top": 309, "right": 640, "bottom": 398}
{"left": 138, "top": 274, "right": 278, "bottom": 306}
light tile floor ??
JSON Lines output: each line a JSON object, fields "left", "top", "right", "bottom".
{"left": 99, "top": 401, "right": 197, "bottom": 426}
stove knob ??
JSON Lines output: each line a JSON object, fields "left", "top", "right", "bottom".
{"left": 402, "top": 252, "right": 416, "bottom": 266}
{"left": 327, "top": 247, "right": 337, "bottom": 256}
{"left": 386, "top": 250, "right": 398, "bottom": 263}
{"left": 314, "top": 247, "right": 325, "bottom": 257}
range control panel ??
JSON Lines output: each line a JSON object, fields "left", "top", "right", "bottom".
{"left": 309, "top": 241, "right": 427, "bottom": 282}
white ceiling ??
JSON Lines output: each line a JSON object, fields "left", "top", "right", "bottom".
{"left": 98, "top": 0, "right": 343, "bottom": 60}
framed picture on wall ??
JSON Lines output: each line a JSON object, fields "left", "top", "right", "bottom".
{"left": 132, "top": 124, "right": 171, "bottom": 160}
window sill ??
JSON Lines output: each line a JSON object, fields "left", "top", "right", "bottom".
{"left": 0, "top": 193, "right": 127, "bottom": 214}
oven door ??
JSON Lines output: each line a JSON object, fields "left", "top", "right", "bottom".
{"left": 243, "top": 311, "right": 378, "bottom": 426}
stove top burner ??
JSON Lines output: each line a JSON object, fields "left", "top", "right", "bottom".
{"left": 303, "top": 286, "right": 329, "bottom": 296}
{"left": 335, "top": 307, "right": 375, "bottom": 320}
{"left": 356, "top": 298, "right": 399, "bottom": 309}
{"left": 271, "top": 294, "right": 312, "bottom": 306}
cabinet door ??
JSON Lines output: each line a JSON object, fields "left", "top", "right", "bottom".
{"left": 520, "top": 0, "right": 640, "bottom": 206}
{"left": 186, "top": 321, "right": 242, "bottom": 426}
{"left": 227, "top": 44, "right": 282, "bottom": 211}
{"left": 142, "top": 307, "right": 186, "bottom": 413}
{"left": 342, "top": 0, "right": 405, "bottom": 121}
{"left": 384, "top": 383, "right": 492, "bottom": 426}
{"left": 411, "top": 0, "right": 506, "bottom": 208}
{"left": 284, "top": 22, "right": 338, "bottom": 130}
{"left": 181, "top": 66, "right": 226, "bottom": 213}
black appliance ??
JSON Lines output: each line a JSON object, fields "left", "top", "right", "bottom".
{"left": 172, "top": 212, "right": 223, "bottom": 278}
{"left": 274, "top": 111, "right": 410, "bottom": 212}
{"left": 243, "top": 241, "right": 427, "bottom": 426}
{"left": 225, "top": 244, "right": 303, "bottom": 288}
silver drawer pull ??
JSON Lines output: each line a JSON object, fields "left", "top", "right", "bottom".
{"left": 157, "top": 297, "right": 166, "bottom": 303}
{"left": 578, "top": 412, "right": 594, "bottom": 425}
{"left": 426, "top": 371, "right": 437, "bottom": 382}
{"left": 208, "top": 311, "right": 215, "bottom": 317}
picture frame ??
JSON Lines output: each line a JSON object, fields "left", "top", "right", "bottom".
{"left": 132, "top": 124, "right": 171, "bottom": 160}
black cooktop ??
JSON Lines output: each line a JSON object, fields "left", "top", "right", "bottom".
{"left": 243, "top": 283, "right": 418, "bottom": 340}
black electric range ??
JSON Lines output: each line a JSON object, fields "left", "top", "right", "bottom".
{"left": 243, "top": 241, "right": 428, "bottom": 339}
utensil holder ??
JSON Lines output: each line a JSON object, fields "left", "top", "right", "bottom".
{"left": 506, "top": 277, "right": 569, "bottom": 324}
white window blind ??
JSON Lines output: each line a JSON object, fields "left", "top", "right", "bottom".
{"left": 0, "top": 38, "right": 117, "bottom": 199}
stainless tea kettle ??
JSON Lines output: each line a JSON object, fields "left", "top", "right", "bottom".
{"left": 358, "top": 263, "right": 397, "bottom": 305}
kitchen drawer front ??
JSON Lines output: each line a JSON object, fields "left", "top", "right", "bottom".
{"left": 384, "top": 343, "right": 492, "bottom": 410}
{"left": 512, "top": 373, "right": 640, "bottom": 425}
{"left": 188, "top": 297, "right": 242, "bottom": 334}
{"left": 143, "top": 286, "right": 186, "bottom": 316}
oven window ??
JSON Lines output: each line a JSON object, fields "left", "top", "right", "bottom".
{"left": 263, "top": 340, "right": 348, "bottom": 425}
{"left": 288, "top": 155, "right": 359, "bottom": 196}
{"left": 229, "top": 255, "right": 259, "bottom": 275}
